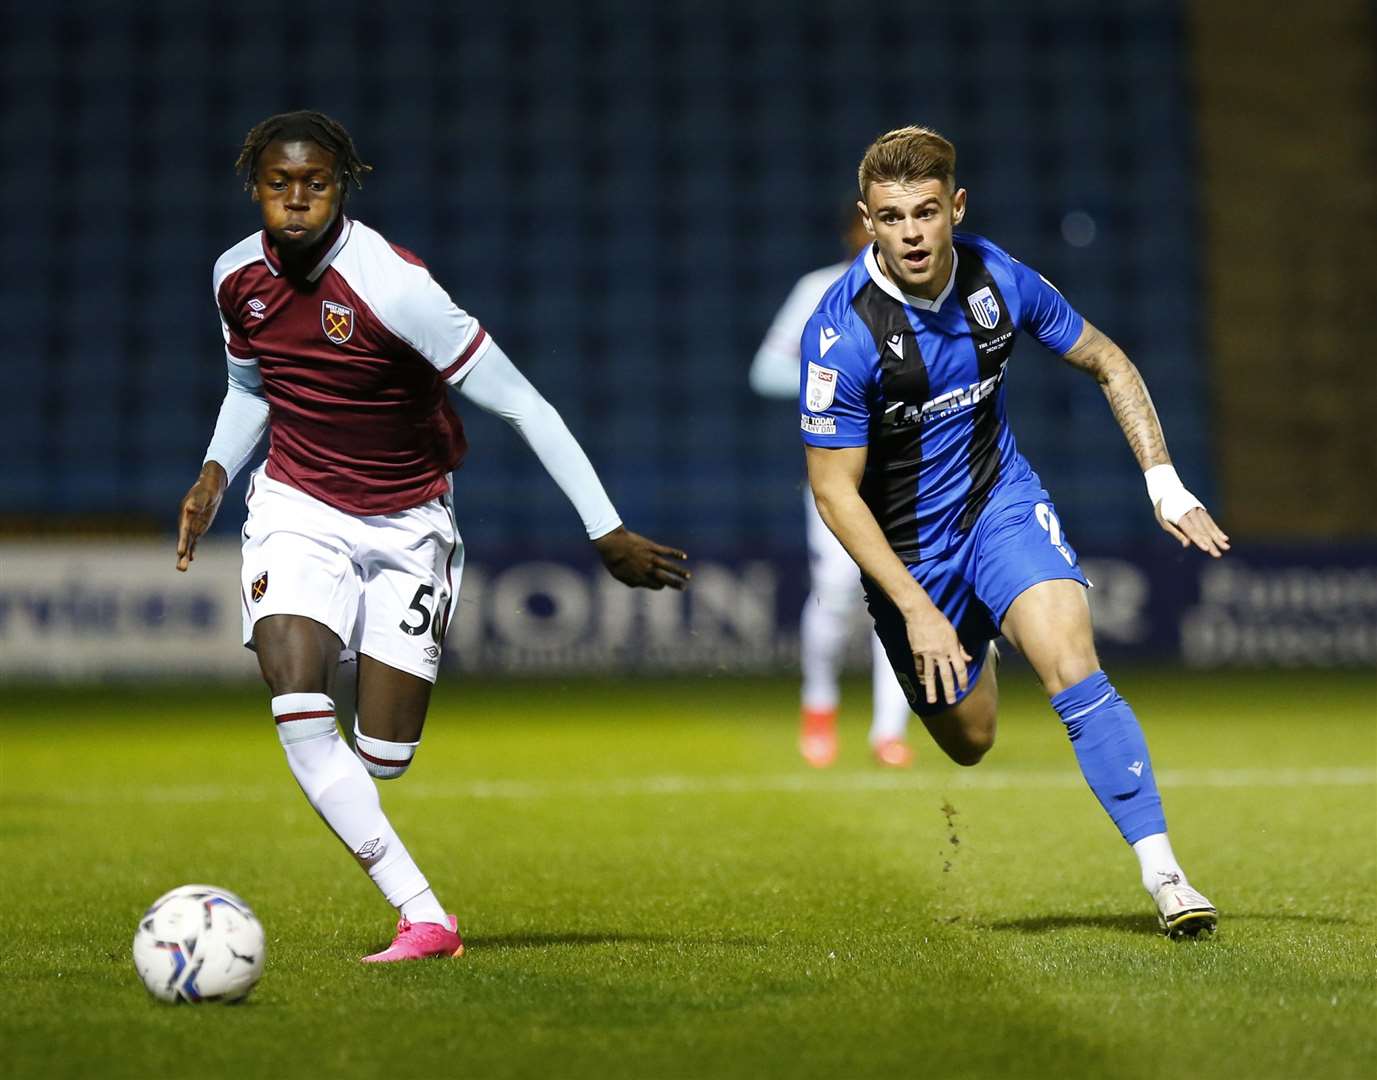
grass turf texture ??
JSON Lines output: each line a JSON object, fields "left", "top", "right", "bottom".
{"left": 1, "top": 669, "right": 1374, "bottom": 1079}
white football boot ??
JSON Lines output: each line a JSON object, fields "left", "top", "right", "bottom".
{"left": 1153, "top": 875, "right": 1218, "bottom": 939}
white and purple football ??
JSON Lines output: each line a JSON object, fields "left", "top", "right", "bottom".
{"left": 132, "top": 884, "right": 265, "bottom": 1004}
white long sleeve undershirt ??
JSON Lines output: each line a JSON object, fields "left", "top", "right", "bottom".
{"left": 456, "top": 344, "right": 621, "bottom": 540}
{"left": 203, "top": 356, "right": 268, "bottom": 484}
{"left": 749, "top": 260, "right": 851, "bottom": 400}
{"left": 201, "top": 346, "right": 622, "bottom": 540}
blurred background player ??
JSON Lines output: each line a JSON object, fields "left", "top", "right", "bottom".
{"left": 175, "top": 111, "right": 690, "bottom": 962}
{"left": 750, "top": 206, "right": 914, "bottom": 768}
{"left": 801, "top": 127, "right": 1229, "bottom": 936}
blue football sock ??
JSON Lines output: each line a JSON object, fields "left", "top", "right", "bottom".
{"left": 1051, "top": 671, "right": 1166, "bottom": 845}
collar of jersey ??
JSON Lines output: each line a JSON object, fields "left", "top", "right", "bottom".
{"left": 864, "top": 244, "right": 958, "bottom": 312}
{"left": 260, "top": 215, "right": 353, "bottom": 282}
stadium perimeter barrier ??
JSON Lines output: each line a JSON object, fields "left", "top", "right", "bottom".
{"left": 2, "top": 540, "right": 1373, "bottom": 680}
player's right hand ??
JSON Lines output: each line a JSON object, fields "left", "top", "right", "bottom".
{"left": 176, "top": 462, "right": 228, "bottom": 572}
{"left": 903, "top": 604, "right": 971, "bottom": 707}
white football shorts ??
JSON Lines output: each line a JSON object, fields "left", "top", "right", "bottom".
{"left": 239, "top": 467, "right": 463, "bottom": 683}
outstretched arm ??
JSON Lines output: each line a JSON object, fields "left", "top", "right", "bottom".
{"left": 1061, "top": 320, "right": 1230, "bottom": 558}
{"left": 176, "top": 357, "right": 267, "bottom": 571}
{"left": 456, "top": 345, "right": 690, "bottom": 590}
{"left": 805, "top": 444, "right": 969, "bottom": 706}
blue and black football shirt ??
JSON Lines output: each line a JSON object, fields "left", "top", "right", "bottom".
{"left": 799, "top": 233, "right": 1084, "bottom": 562}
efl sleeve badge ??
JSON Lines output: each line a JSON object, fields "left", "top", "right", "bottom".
{"left": 805, "top": 361, "right": 838, "bottom": 412}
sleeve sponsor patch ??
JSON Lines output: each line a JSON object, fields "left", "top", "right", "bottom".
{"left": 800, "top": 414, "right": 837, "bottom": 436}
{"left": 805, "top": 361, "right": 838, "bottom": 412}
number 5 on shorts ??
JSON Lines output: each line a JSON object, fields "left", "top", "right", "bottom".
{"left": 399, "top": 584, "right": 450, "bottom": 646}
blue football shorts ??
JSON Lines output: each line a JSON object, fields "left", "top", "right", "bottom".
{"left": 865, "top": 484, "right": 1089, "bottom": 717}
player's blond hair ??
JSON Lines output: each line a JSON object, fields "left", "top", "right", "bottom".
{"left": 857, "top": 127, "right": 956, "bottom": 198}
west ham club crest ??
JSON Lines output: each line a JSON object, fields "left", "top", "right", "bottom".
{"left": 322, "top": 300, "right": 354, "bottom": 345}
{"left": 251, "top": 571, "right": 269, "bottom": 603}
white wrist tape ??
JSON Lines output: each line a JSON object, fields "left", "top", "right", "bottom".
{"left": 1144, "top": 464, "right": 1203, "bottom": 525}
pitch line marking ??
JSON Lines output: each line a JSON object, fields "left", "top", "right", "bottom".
{"left": 28, "top": 766, "right": 1377, "bottom": 805}
{"left": 410, "top": 766, "right": 1377, "bottom": 801}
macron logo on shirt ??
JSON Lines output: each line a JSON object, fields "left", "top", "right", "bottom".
{"left": 818, "top": 326, "right": 841, "bottom": 359}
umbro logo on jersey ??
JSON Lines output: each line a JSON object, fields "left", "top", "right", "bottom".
{"left": 887, "top": 333, "right": 904, "bottom": 359}
{"left": 966, "top": 287, "right": 1002, "bottom": 331}
{"left": 246, "top": 297, "right": 266, "bottom": 320}
{"left": 322, "top": 300, "right": 354, "bottom": 345}
{"left": 818, "top": 326, "right": 841, "bottom": 359}
{"left": 1128, "top": 761, "right": 1144, "bottom": 777}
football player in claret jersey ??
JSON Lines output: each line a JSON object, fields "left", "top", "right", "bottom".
{"left": 175, "top": 111, "right": 689, "bottom": 962}
{"left": 751, "top": 206, "right": 913, "bottom": 768}
{"left": 800, "top": 127, "right": 1230, "bottom": 937}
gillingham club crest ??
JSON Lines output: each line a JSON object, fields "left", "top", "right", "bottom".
{"left": 321, "top": 300, "right": 354, "bottom": 345}
{"left": 966, "top": 286, "right": 1001, "bottom": 331}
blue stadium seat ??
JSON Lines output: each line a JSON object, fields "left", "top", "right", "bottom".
{"left": 6, "top": 0, "right": 1205, "bottom": 548}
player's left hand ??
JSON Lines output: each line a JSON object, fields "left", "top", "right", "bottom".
{"left": 593, "top": 527, "right": 691, "bottom": 590}
{"left": 1154, "top": 503, "right": 1231, "bottom": 559}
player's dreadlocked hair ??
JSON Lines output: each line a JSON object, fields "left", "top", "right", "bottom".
{"left": 234, "top": 110, "right": 372, "bottom": 198}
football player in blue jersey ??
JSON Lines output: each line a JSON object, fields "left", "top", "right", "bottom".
{"left": 799, "top": 126, "right": 1229, "bottom": 937}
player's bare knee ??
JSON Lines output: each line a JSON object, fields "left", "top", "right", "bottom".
{"left": 253, "top": 617, "right": 340, "bottom": 696}
{"left": 927, "top": 708, "right": 996, "bottom": 766}
{"left": 257, "top": 659, "right": 328, "bottom": 698}
{"left": 948, "top": 728, "right": 995, "bottom": 767}
{"left": 951, "top": 685, "right": 999, "bottom": 765}
{"left": 353, "top": 723, "right": 419, "bottom": 780}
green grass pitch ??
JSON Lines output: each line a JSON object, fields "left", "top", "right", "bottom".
{"left": 2, "top": 668, "right": 1374, "bottom": 1079}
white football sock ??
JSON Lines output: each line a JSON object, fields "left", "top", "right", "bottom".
{"left": 272, "top": 693, "right": 443, "bottom": 915}
{"left": 800, "top": 589, "right": 851, "bottom": 711}
{"left": 353, "top": 722, "right": 419, "bottom": 780}
{"left": 867, "top": 631, "right": 910, "bottom": 743}
{"left": 1132, "top": 831, "right": 1189, "bottom": 895}
{"left": 399, "top": 890, "right": 448, "bottom": 926}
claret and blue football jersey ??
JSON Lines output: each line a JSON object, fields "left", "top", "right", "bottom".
{"left": 800, "top": 233, "right": 1084, "bottom": 561}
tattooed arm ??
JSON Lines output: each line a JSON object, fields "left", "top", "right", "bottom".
{"left": 1060, "top": 320, "right": 1230, "bottom": 557}
{"left": 1061, "top": 320, "right": 1170, "bottom": 470}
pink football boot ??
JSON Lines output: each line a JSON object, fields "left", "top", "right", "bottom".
{"left": 361, "top": 915, "right": 464, "bottom": 963}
